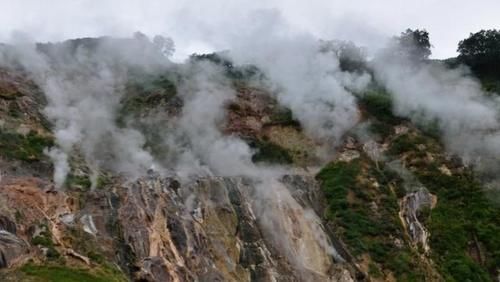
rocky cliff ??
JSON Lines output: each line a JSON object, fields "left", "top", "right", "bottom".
{"left": 0, "top": 37, "right": 498, "bottom": 282}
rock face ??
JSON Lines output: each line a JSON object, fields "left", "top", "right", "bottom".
{"left": 0, "top": 172, "right": 355, "bottom": 281}
{"left": 0, "top": 215, "right": 29, "bottom": 269}
{"left": 399, "top": 188, "right": 436, "bottom": 253}
{"left": 108, "top": 172, "right": 354, "bottom": 281}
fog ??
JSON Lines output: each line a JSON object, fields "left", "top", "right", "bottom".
{"left": 2, "top": 0, "right": 500, "bottom": 59}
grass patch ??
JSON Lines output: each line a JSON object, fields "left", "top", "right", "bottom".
{"left": 251, "top": 140, "right": 293, "bottom": 165}
{"left": 388, "top": 134, "right": 417, "bottom": 155}
{"left": 368, "top": 120, "right": 393, "bottom": 138}
{"left": 267, "top": 107, "right": 301, "bottom": 127}
{"left": 359, "top": 89, "right": 402, "bottom": 125}
{"left": 316, "top": 159, "right": 426, "bottom": 280}
{"left": 0, "top": 130, "right": 54, "bottom": 162}
{"left": 65, "top": 174, "right": 92, "bottom": 190}
{"left": 20, "top": 263, "right": 127, "bottom": 282}
{"left": 118, "top": 73, "right": 177, "bottom": 123}
{"left": 416, "top": 167, "right": 500, "bottom": 281}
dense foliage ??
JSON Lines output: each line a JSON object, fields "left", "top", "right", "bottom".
{"left": 316, "top": 159, "right": 427, "bottom": 281}
{"left": 458, "top": 29, "right": 500, "bottom": 92}
{"left": 394, "top": 29, "right": 432, "bottom": 61}
{"left": 387, "top": 131, "right": 500, "bottom": 281}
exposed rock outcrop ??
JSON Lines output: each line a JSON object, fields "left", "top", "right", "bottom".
{"left": 0, "top": 217, "right": 29, "bottom": 268}
{"left": 399, "top": 188, "right": 436, "bottom": 253}
{"left": 111, "top": 172, "right": 354, "bottom": 281}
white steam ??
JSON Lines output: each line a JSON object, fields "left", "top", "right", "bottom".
{"left": 372, "top": 48, "right": 500, "bottom": 166}
{"left": 227, "top": 11, "right": 371, "bottom": 143}
{"left": 0, "top": 35, "right": 173, "bottom": 188}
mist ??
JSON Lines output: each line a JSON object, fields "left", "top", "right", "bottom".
{"left": 0, "top": 35, "right": 174, "bottom": 187}
{"left": 1, "top": 3, "right": 500, "bottom": 279}
{"left": 372, "top": 45, "right": 500, "bottom": 170}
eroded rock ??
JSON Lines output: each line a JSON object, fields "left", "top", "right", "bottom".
{"left": 399, "top": 188, "right": 437, "bottom": 253}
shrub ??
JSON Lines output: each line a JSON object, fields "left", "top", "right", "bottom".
{"left": 65, "top": 174, "right": 92, "bottom": 190}
{"left": 251, "top": 140, "right": 293, "bottom": 164}
{"left": 0, "top": 130, "right": 54, "bottom": 161}
{"left": 118, "top": 73, "right": 177, "bottom": 122}
{"left": 268, "top": 107, "right": 301, "bottom": 127}
{"left": 359, "top": 89, "right": 401, "bottom": 125}
{"left": 388, "top": 134, "right": 416, "bottom": 155}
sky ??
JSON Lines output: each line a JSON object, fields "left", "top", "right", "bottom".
{"left": 0, "top": 0, "right": 498, "bottom": 59}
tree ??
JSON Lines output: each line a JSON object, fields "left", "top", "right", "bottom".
{"left": 319, "top": 40, "right": 367, "bottom": 72}
{"left": 153, "top": 35, "right": 175, "bottom": 57}
{"left": 457, "top": 29, "right": 500, "bottom": 79}
{"left": 394, "top": 29, "right": 432, "bottom": 61}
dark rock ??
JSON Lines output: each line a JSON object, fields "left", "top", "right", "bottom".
{"left": 0, "top": 230, "right": 28, "bottom": 268}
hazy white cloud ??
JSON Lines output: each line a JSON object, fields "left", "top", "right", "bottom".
{"left": 1, "top": 0, "right": 499, "bottom": 59}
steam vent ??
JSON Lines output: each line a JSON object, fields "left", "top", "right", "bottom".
{"left": 0, "top": 2, "right": 500, "bottom": 281}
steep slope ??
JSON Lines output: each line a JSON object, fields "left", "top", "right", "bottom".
{"left": 0, "top": 38, "right": 498, "bottom": 282}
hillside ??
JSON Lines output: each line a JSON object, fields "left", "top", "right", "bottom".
{"left": 0, "top": 36, "right": 498, "bottom": 282}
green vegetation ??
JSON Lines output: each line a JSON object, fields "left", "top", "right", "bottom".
{"left": 316, "top": 159, "right": 426, "bottom": 280}
{"left": 319, "top": 40, "right": 368, "bottom": 73}
{"left": 65, "top": 174, "right": 92, "bottom": 190}
{"left": 394, "top": 29, "right": 432, "bottom": 60}
{"left": 31, "top": 225, "right": 60, "bottom": 260}
{"left": 315, "top": 161, "right": 360, "bottom": 221}
{"left": 250, "top": 140, "right": 293, "bottom": 164}
{"left": 416, "top": 118, "right": 442, "bottom": 140}
{"left": 20, "top": 263, "right": 127, "bottom": 282}
{"left": 388, "top": 134, "right": 418, "bottom": 155}
{"left": 385, "top": 127, "right": 499, "bottom": 281}
{"left": 190, "top": 52, "right": 262, "bottom": 80}
{"left": 416, "top": 167, "right": 500, "bottom": 281}
{"left": 359, "top": 89, "right": 398, "bottom": 124}
{"left": 0, "top": 130, "right": 54, "bottom": 162}
{"left": 388, "top": 132, "right": 439, "bottom": 158}
{"left": 458, "top": 29, "right": 500, "bottom": 82}
{"left": 481, "top": 77, "right": 500, "bottom": 94}
{"left": 358, "top": 89, "right": 407, "bottom": 139}
{"left": 63, "top": 227, "right": 108, "bottom": 265}
{"left": 8, "top": 100, "right": 22, "bottom": 117}
{"left": 118, "top": 73, "right": 177, "bottom": 122}
{"left": 455, "top": 29, "right": 500, "bottom": 94}
{"left": 267, "top": 107, "right": 301, "bottom": 127}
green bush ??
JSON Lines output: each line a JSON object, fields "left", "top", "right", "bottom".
{"left": 268, "top": 107, "right": 301, "bottom": 127}
{"left": 0, "top": 130, "right": 54, "bottom": 161}
{"left": 359, "top": 89, "right": 402, "bottom": 125}
{"left": 65, "top": 174, "right": 92, "bottom": 190}
{"left": 369, "top": 120, "right": 393, "bottom": 138}
{"left": 388, "top": 134, "right": 417, "bottom": 155}
{"left": 32, "top": 235, "right": 53, "bottom": 247}
{"left": 118, "top": 73, "right": 177, "bottom": 122}
{"left": 190, "top": 52, "right": 262, "bottom": 80}
{"left": 31, "top": 227, "right": 61, "bottom": 261}
{"left": 251, "top": 140, "right": 293, "bottom": 164}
